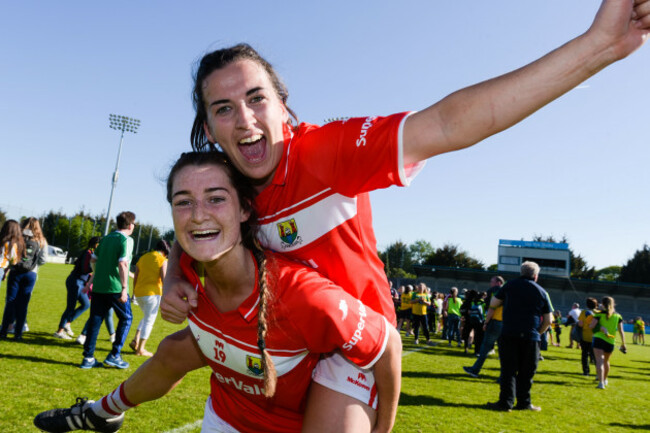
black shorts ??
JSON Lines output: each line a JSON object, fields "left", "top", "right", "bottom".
{"left": 398, "top": 309, "right": 412, "bottom": 321}
{"left": 592, "top": 337, "right": 614, "bottom": 353}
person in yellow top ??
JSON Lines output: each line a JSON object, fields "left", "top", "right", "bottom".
{"left": 411, "top": 283, "right": 434, "bottom": 346}
{"left": 633, "top": 316, "right": 645, "bottom": 345}
{"left": 129, "top": 240, "right": 170, "bottom": 356}
{"left": 577, "top": 297, "right": 597, "bottom": 376}
{"left": 396, "top": 285, "right": 413, "bottom": 337}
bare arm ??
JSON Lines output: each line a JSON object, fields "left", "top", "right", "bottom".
{"left": 118, "top": 260, "right": 129, "bottom": 303}
{"left": 618, "top": 320, "right": 627, "bottom": 348}
{"left": 372, "top": 327, "right": 402, "bottom": 433}
{"left": 133, "top": 265, "right": 140, "bottom": 293}
{"left": 539, "top": 313, "right": 553, "bottom": 335}
{"left": 160, "top": 241, "right": 198, "bottom": 323}
{"left": 403, "top": 0, "right": 650, "bottom": 165}
{"left": 160, "top": 259, "right": 168, "bottom": 282}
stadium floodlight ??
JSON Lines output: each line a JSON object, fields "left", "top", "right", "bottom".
{"left": 104, "top": 114, "right": 141, "bottom": 236}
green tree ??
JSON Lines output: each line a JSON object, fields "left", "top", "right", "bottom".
{"left": 379, "top": 241, "right": 416, "bottom": 277}
{"left": 620, "top": 245, "right": 650, "bottom": 284}
{"left": 423, "top": 243, "right": 484, "bottom": 270}
{"left": 595, "top": 265, "right": 621, "bottom": 282}
{"left": 0, "top": 208, "right": 6, "bottom": 227}
{"left": 409, "top": 240, "right": 434, "bottom": 266}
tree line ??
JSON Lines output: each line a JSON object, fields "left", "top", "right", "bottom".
{"left": 378, "top": 236, "right": 649, "bottom": 285}
{"left": 1, "top": 208, "right": 646, "bottom": 284}
{"left": 0, "top": 208, "right": 174, "bottom": 262}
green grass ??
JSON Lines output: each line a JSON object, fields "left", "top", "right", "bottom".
{"left": 1, "top": 264, "right": 649, "bottom": 432}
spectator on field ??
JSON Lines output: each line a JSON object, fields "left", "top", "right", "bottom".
{"left": 446, "top": 287, "right": 462, "bottom": 347}
{"left": 79, "top": 211, "right": 136, "bottom": 369}
{"left": 463, "top": 276, "right": 504, "bottom": 378}
{"left": 590, "top": 296, "right": 626, "bottom": 389}
{"left": 565, "top": 303, "right": 582, "bottom": 349}
{"left": 396, "top": 285, "right": 413, "bottom": 336}
{"left": 633, "top": 317, "right": 645, "bottom": 345}
{"left": 129, "top": 240, "right": 170, "bottom": 356}
{"left": 427, "top": 290, "right": 438, "bottom": 336}
{"left": 0, "top": 217, "right": 48, "bottom": 341}
{"left": 0, "top": 220, "right": 24, "bottom": 282}
{"left": 552, "top": 310, "right": 562, "bottom": 347}
{"left": 486, "top": 261, "right": 552, "bottom": 412}
{"left": 411, "top": 283, "right": 434, "bottom": 346}
{"left": 389, "top": 281, "right": 400, "bottom": 318}
{"left": 460, "top": 289, "right": 484, "bottom": 355}
{"left": 53, "top": 237, "right": 101, "bottom": 340}
{"left": 577, "top": 297, "right": 597, "bottom": 376}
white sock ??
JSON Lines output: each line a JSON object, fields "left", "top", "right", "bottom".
{"left": 90, "top": 383, "right": 135, "bottom": 418}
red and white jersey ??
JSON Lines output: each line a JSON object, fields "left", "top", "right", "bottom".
{"left": 256, "top": 112, "right": 423, "bottom": 326}
{"left": 181, "top": 251, "right": 389, "bottom": 432}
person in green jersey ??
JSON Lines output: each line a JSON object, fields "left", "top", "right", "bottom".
{"left": 633, "top": 317, "right": 645, "bottom": 345}
{"left": 589, "top": 296, "right": 626, "bottom": 389}
{"left": 81, "top": 211, "right": 136, "bottom": 370}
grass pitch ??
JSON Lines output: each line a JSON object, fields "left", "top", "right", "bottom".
{"left": 1, "top": 264, "right": 648, "bottom": 432}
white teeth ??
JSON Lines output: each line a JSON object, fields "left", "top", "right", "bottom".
{"left": 239, "top": 134, "right": 263, "bottom": 144}
{"left": 192, "top": 230, "right": 219, "bottom": 236}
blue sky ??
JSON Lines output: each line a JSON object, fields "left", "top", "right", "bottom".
{"left": 1, "top": 1, "right": 648, "bottom": 269}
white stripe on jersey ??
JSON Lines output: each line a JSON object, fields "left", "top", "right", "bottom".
{"left": 189, "top": 316, "right": 309, "bottom": 378}
{"left": 258, "top": 192, "right": 357, "bottom": 253}
{"left": 258, "top": 187, "right": 332, "bottom": 223}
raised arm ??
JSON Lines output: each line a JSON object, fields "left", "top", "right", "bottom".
{"left": 403, "top": 0, "right": 650, "bottom": 165}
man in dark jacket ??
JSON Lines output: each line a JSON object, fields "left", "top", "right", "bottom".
{"left": 486, "top": 261, "right": 552, "bottom": 412}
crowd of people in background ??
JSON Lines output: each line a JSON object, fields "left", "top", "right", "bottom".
{"left": 0, "top": 214, "right": 169, "bottom": 361}
{"left": 392, "top": 259, "right": 642, "bottom": 410}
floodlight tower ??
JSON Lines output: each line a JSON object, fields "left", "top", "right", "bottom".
{"left": 104, "top": 114, "right": 140, "bottom": 235}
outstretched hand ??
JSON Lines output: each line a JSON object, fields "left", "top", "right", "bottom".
{"left": 588, "top": 0, "right": 650, "bottom": 61}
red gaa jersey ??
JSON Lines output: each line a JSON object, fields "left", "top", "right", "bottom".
{"left": 256, "top": 113, "right": 423, "bottom": 326}
{"left": 181, "top": 251, "right": 388, "bottom": 432}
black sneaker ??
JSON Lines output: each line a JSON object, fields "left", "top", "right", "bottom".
{"left": 486, "top": 401, "right": 512, "bottom": 412}
{"left": 463, "top": 366, "right": 479, "bottom": 378}
{"left": 34, "top": 398, "right": 124, "bottom": 432}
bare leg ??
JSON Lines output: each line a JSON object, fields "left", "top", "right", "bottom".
{"left": 137, "top": 338, "right": 153, "bottom": 357}
{"left": 301, "top": 383, "right": 375, "bottom": 433}
{"left": 130, "top": 330, "right": 141, "bottom": 352}
{"left": 123, "top": 327, "right": 206, "bottom": 403}
{"left": 602, "top": 351, "right": 612, "bottom": 382}
{"left": 593, "top": 348, "right": 605, "bottom": 383}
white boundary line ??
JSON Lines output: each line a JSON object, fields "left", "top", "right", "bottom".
{"left": 163, "top": 419, "right": 203, "bottom": 433}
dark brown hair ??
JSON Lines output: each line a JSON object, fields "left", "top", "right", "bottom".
{"left": 166, "top": 151, "right": 277, "bottom": 396}
{"left": 190, "top": 43, "right": 298, "bottom": 152}
{"left": 0, "top": 220, "right": 25, "bottom": 261}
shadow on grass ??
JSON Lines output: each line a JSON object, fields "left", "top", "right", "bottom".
{"left": 609, "top": 423, "right": 650, "bottom": 430}
{"left": 399, "top": 391, "right": 489, "bottom": 410}
{"left": 1, "top": 352, "right": 82, "bottom": 367}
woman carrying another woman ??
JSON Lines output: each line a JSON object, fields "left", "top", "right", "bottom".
{"left": 34, "top": 151, "right": 401, "bottom": 433}
{"left": 129, "top": 239, "right": 170, "bottom": 356}
{"left": 589, "top": 296, "right": 626, "bottom": 389}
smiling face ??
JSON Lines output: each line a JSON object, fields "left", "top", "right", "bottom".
{"left": 170, "top": 163, "right": 250, "bottom": 264}
{"left": 202, "top": 59, "right": 289, "bottom": 191}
